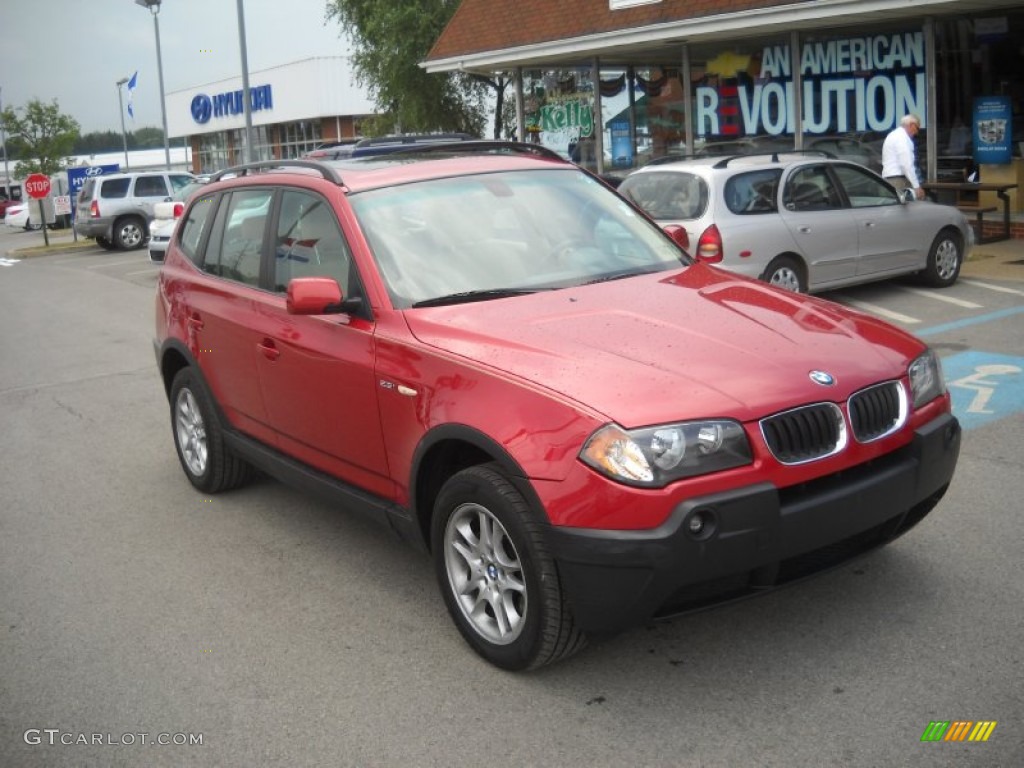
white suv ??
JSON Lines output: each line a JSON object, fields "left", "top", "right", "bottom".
{"left": 618, "top": 153, "right": 972, "bottom": 293}
{"left": 74, "top": 171, "right": 195, "bottom": 250}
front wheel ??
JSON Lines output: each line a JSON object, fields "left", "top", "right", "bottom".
{"left": 761, "top": 255, "right": 807, "bottom": 293}
{"left": 169, "top": 368, "right": 253, "bottom": 493}
{"left": 920, "top": 229, "right": 962, "bottom": 287}
{"left": 432, "top": 465, "right": 586, "bottom": 670}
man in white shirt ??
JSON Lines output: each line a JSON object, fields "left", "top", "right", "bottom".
{"left": 882, "top": 114, "right": 924, "bottom": 199}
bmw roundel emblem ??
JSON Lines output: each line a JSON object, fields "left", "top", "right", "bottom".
{"left": 809, "top": 370, "right": 835, "bottom": 386}
{"left": 191, "top": 94, "right": 213, "bottom": 124}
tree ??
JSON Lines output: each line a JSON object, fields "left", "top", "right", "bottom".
{"left": 0, "top": 99, "right": 80, "bottom": 177}
{"left": 326, "top": 0, "right": 509, "bottom": 138}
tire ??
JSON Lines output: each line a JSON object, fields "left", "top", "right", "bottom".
{"left": 96, "top": 236, "right": 117, "bottom": 251}
{"left": 920, "top": 229, "right": 962, "bottom": 288}
{"left": 113, "top": 216, "right": 146, "bottom": 250}
{"left": 431, "top": 464, "right": 586, "bottom": 670}
{"left": 169, "top": 368, "right": 253, "bottom": 493}
{"left": 761, "top": 255, "right": 807, "bottom": 293}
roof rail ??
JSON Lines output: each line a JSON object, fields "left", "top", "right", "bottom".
{"left": 712, "top": 150, "right": 836, "bottom": 169}
{"left": 209, "top": 159, "right": 343, "bottom": 185}
{"left": 377, "top": 140, "right": 566, "bottom": 162}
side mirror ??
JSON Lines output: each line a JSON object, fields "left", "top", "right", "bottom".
{"left": 663, "top": 224, "right": 690, "bottom": 251}
{"left": 900, "top": 188, "right": 916, "bottom": 203}
{"left": 286, "top": 277, "right": 364, "bottom": 316}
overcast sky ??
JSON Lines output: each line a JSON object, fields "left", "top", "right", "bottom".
{"left": 1, "top": 0, "right": 355, "bottom": 134}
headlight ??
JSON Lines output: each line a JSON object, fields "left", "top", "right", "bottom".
{"left": 581, "top": 420, "right": 752, "bottom": 487}
{"left": 908, "top": 349, "right": 945, "bottom": 408}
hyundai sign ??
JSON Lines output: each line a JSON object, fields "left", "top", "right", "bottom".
{"left": 191, "top": 84, "right": 273, "bottom": 124}
{"left": 67, "top": 164, "right": 120, "bottom": 196}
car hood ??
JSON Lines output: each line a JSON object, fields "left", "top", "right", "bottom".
{"left": 403, "top": 265, "right": 925, "bottom": 426}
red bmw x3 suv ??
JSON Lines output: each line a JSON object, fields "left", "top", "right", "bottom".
{"left": 154, "top": 143, "right": 960, "bottom": 670}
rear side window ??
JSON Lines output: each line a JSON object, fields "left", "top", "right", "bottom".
{"left": 618, "top": 171, "right": 708, "bottom": 220}
{"left": 134, "top": 176, "right": 169, "bottom": 197}
{"left": 178, "top": 195, "right": 217, "bottom": 264}
{"left": 724, "top": 169, "right": 782, "bottom": 215}
{"left": 202, "top": 189, "right": 273, "bottom": 287}
{"left": 99, "top": 178, "right": 131, "bottom": 199}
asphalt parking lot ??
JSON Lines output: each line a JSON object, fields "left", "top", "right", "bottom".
{"left": 2, "top": 228, "right": 1022, "bottom": 767}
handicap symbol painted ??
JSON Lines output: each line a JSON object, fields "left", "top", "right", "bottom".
{"left": 941, "top": 351, "right": 1024, "bottom": 430}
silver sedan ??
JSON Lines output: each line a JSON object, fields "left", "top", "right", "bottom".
{"left": 619, "top": 155, "right": 973, "bottom": 293}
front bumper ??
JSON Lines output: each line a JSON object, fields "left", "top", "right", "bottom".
{"left": 547, "top": 412, "right": 960, "bottom": 634}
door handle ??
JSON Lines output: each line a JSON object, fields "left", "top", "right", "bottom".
{"left": 864, "top": 221, "right": 876, "bottom": 228}
{"left": 798, "top": 226, "right": 811, "bottom": 234}
{"left": 258, "top": 339, "right": 280, "bottom": 361}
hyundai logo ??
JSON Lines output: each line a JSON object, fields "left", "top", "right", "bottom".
{"left": 191, "top": 94, "right": 213, "bottom": 124}
{"left": 85, "top": 166, "right": 104, "bottom": 176}
{"left": 809, "top": 370, "right": 836, "bottom": 386}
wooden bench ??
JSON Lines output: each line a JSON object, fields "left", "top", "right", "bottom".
{"left": 956, "top": 205, "right": 998, "bottom": 239}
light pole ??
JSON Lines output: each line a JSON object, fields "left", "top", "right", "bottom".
{"left": 0, "top": 85, "right": 10, "bottom": 191}
{"left": 135, "top": 0, "right": 171, "bottom": 169}
{"left": 116, "top": 77, "right": 131, "bottom": 170}
{"left": 236, "top": 0, "right": 254, "bottom": 163}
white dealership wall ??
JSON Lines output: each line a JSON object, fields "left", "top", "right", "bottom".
{"left": 166, "top": 57, "right": 375, "bottom": 139}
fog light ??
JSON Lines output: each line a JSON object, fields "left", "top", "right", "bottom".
{"left": 685, "top": 507, "right": 716, "bottom": 540}
{"left": 688, "top": 513, "right": 705, "bottom": 536}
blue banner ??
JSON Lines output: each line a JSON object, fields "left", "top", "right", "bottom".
{"left": 973, "top": 97, "right": 1012, "bottom": 165}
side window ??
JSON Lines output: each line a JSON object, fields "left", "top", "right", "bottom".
{"left": 202, "top": 189, "right": 273, "bottom": 287}
{"left": 178, "top": 194, "right": 217, "bottom": 265}
{"left": 833, "top": 164, "right": 899, "bottom": 208}
{"left": 134, "top": 176, "right": 169, "bottom": 198}
{"left": 784, "top": 166, "right": 843, "bottom": 211}
{"left": 274, "top": 190, "right": 357, "bottom": 296}
{"left": 724, "top": 169, "right": 781, "bottom": 215}
{"left": 100, "top": 178, "right": 131, "bottom": 199}
{"left": 169, "top": 175, "right": 194, "bottom": 193}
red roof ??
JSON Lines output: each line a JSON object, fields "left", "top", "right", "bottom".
{"left": 427, "top": 0, "right": 806, "bottom": 62}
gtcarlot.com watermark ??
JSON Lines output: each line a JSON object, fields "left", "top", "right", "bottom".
{"left": 24, "top": 729, "right": 203, "bottom": 747}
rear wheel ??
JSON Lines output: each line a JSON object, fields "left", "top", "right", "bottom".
{"left": 920, "top": 229, "right": 962, "bottom": 287}
{"left": 761, "top": 255, "right": 807, "bottom": 293}
{"left": 432, "top": 465, "right": 586, "bottom": 670}
{"left": 113, "top": 216, "right": 146, "bottom": 250}
{"left": 169, "top": 368, "right": 253, "bottom": 493}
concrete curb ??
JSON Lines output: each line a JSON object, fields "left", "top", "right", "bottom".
{"left": 9, "top": 240, "right": 98, "bottom": 259}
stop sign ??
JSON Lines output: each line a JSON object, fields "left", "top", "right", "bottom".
{"left": 25, "top": 173, "right": 51, "bottom": 199}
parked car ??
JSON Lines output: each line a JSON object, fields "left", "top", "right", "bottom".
{"left": 154, "top": 144, "right": 960, "bottom": 670}
{"left": 302, "top": 139, "right": 361, "bottom": 161}
{"left": 148, "top": 180, "right": 208, "bottom": 263}
{"left": 74, "top": 171, "right": 196, "bottom": 250}
{"left": 0, "top": 195, "right": 20, "bottom": 218}
{"left": 3, "top": 202, "right": 40, "bottom": 231}
{"left": 618, "top": 153, "right": 973, "bottom": 293}
{"left": 349, "top": 133, "right": 475, "bottom": 158}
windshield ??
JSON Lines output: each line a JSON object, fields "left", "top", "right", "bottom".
{"left": 350, "top": 168, "right": 689, "bottom": 308}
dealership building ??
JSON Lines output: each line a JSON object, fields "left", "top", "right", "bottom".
{"left": 425, "top": 0, "right": 1024, "bottom": 233}
{"left": 166, "top": 57, "right": 376, "bottom": 174}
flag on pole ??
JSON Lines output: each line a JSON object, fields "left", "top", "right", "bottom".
{"left": 126, "top": 71, "right": 138, "bottom": 120}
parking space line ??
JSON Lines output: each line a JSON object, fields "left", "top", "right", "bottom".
{"left": 840, "top": 298, "right": 920, "bottom": 324}
{"left": 961, "top": 280, "right": 1024, "bottom": 297}
{"left": 125, "top": 267, "right": 159, "bottom": 276}
{"left": 898, "top": 287, "right": 983, "bottom": 309}
{"left": 87, "top": 259, "right": 148, "bottom": 269}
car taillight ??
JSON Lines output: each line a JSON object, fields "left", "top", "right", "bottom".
{"left": 173, "top": 203, "right": 184, "bottom": 218}
{"left": 696, "top": 224, "right": 723, "bottom": 263}
{"left": 90, "top": 200, "right": 100, "bottom": 218}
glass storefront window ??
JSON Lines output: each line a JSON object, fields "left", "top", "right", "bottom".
{"left": 522, "top": 68, "right": 597, "bottom": 168}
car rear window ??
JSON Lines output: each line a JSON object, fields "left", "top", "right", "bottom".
{"left": 618, "top": 171, "right": 708, "bottom": 220}
{"left": 724, "top": 169, "right": 782, "bottom": 215}
{"left": 100, "top": 178, "right": 131, "bottom": 199}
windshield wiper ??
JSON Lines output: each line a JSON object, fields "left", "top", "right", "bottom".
{"left": 412, "top": 288, "right": 540, "bottom": 308}
{"left": 583, "top": 267, "right": 661, "bottom": 286}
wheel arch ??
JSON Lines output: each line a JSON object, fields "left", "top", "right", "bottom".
{"left": 761, "top": 251, "right": 809, "bottom": 290}
{"left": 159, "top": 339, "right": 200, "bottom": 401}
{"left": 410, "top": 425, "right": 546, "bottom": 552}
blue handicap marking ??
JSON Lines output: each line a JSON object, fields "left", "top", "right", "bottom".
{"left": 941, "top": 350, "right": 1024, "bottom": 430}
